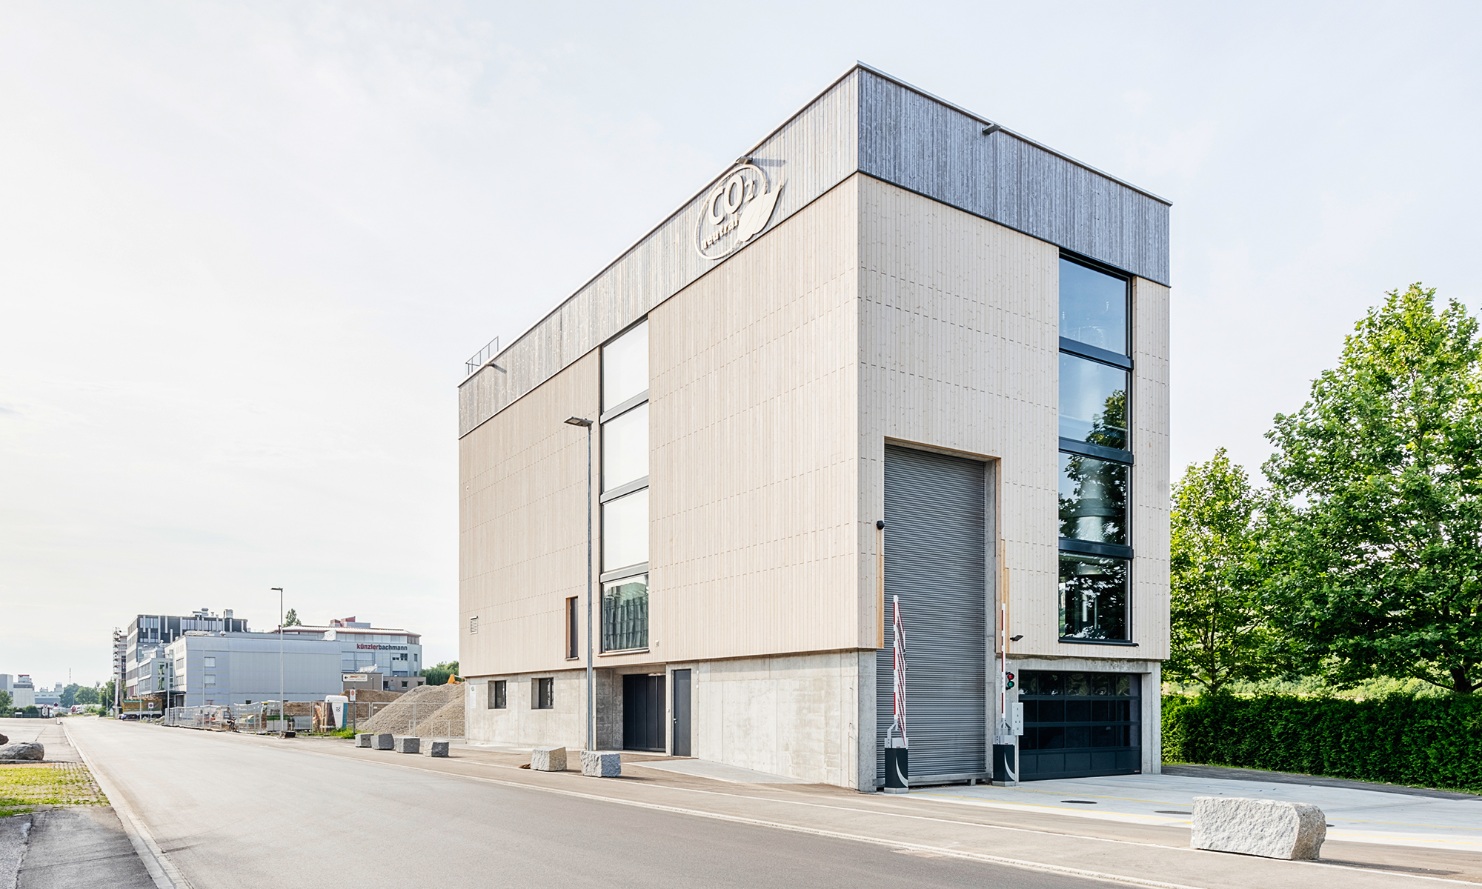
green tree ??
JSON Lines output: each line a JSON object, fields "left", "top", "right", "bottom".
{"left": 1265, "top": 284, "right": 1482, "bottom": 694}
{"left": 75, "top": 685, "right": 100, "bottom": 706}
{"left": 0, "top": 690, "right": 11, "bottom": 713}
{"left": 421, "top": 661, "right": 459, "bottom": 686}
{"left": 1167, "top": 449, "right": 1284, "bottom": 693}
{"left": 99, "top": 680, "right": 116, "bottom": 712}
{"left": 283, "top": 609, "right": 303, "bottom": 627}
{"left": 61, "top": 684, "right": 80, "bottom": 708}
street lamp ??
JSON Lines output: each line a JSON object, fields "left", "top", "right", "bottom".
{"left": 271, "top": 587, "right": 284, "bottom": 736}
{"left": 564, "top": 415, "right": 595, "bottom": 751}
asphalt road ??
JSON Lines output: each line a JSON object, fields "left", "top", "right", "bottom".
{"left": 65, "top": 719, "right": 1121, "bottom": 889}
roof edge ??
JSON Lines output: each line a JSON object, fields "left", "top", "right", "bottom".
{"left": 853, "top": 62, "right": 1171, "bottom": 207}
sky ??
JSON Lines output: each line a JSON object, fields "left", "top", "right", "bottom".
{"left": 2, "top": 1, "right": 1479, "bottom": 688}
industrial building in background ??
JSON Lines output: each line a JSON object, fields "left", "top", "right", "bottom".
{"left": 121, "top": 611, "right": 424, "bottom": 709}
{"left": 120, "top": 609, "right": 249, "bottom": 701}
{"left": 458, "top": 64, "right": 1170, "bottom": 790}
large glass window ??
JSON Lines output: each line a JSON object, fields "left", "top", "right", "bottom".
{"left": 602, "top": 488, "right": 648, "bottom": 571}
{"left": 601, "top": 402, "right": 648, "bottom": 491}
{"left": 1059, "top": 553, "right": 1128, "bottom": 640}
{"left": 1059, "top": 354, "right": 1128, "bottom": 450}
{"left": 601, "top": 575, "right": 649, "bottom": 652}
{"left": 1058, "top": 255, "right": 1133, "bottom": 642}
{"left": 1059, "top": 258, "right": 1129, "bottom": 354}
{"left": 1058, "top": 453, "right": 1127, "bottom": 546}
{"left": 602, "top": 321, "right": 648, "bottom": 410}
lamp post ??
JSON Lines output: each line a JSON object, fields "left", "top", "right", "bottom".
{"left": 564, "top": 415, "right": 595, "bottom": 751}
{"left": 271, "top": 587, "right": 284, "bottom": 736}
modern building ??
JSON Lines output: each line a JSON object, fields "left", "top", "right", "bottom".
{"left": 139, "top": 632, "right": 343, "bottom": 708}
{"left": 11, "top": 675, "right": 35, "bottom": 710}
{"left": 457, "top": 65, "right": 1170, "bottom": 791}
{"left": 278, "top": 617, "right": 424, "bottom": 682}
{"left": 122, "top": 609, "right": 249, "bottom": 699}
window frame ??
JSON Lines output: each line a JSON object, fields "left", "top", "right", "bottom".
{"left": 565, "top": 596, "right": 579, "bottom": 660}
{"left": 1057, "top": 252, "right": 1135, "bottom": 644}
{"left": 531, "top": 677, "right": 554, "bottom": 710}
{"left": 488, "top": 679, "right": 506, "bottom": 710}
{"left": 599, "top": 571, "right": 650, "bottom": 654}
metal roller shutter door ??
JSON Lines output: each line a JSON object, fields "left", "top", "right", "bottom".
{"left": 877, "top": 445, "right": 988, "bottom": 785}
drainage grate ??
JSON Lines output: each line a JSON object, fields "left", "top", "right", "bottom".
{"left": 1061, "top": 799, "right": 1098, "bottom": 805}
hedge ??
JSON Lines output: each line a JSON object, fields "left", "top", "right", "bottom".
{"left": 1162, "top": 693, "right": 1482, "bottom": 794}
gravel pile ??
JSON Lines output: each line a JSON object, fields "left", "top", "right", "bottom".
{"left": 358, "top": 683, "right": 463, "bottom": 738}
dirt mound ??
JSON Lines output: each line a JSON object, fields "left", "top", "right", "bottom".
{"left": 358, "top": 683, "right": 463, "bottom": 738}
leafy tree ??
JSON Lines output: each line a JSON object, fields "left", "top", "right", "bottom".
{"left": 0, "top": 690, "right": 11, "bottom": 713}
{"left": 283, "top": 609, "right": 303, "bottom": 627}
{"left": 1167, "top": 449, "right": 1285, "bottom": 693}
{"left": 1265, "top": 284, "right": 1482, "bottom": 694}
{"left": 100, "top": 680, "right": 116, "bottom": 712}
{"left": 76, "top": 686, "right": 100, "bottom": 706}
{"left": 421, "top": 661, "right": 459, "bottom": 686}
{"left": 61, "top": 683, "right": 80, "bottom": 708}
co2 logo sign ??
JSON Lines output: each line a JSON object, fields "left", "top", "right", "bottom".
{"left": 694, "top": 162, "right": 783, "bottom": 260}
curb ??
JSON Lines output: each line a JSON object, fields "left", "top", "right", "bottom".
{"left": 63, "top": 721, "right": 191, "bottom": 889}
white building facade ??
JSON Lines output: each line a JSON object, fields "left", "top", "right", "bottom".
{"left": 279, "top": 618, "right": 423, "bottom": 681}
{"left": 458, "top": 66, "right": 1171, "bottom": 790}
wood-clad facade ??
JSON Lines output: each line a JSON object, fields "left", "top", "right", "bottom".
{"left": 459, "top": 66, "right": 1170, "bottom": 789}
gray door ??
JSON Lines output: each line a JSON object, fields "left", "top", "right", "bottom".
{"left": 877, "top": 445, "right": 988, "bottom": 785}
{"left": 672, "top": 669, "right": 692, "bottom": 757}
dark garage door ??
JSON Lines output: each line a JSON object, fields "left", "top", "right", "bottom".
{"left": 1019, "top": 670, "right": 1140, "bottom": 780}
{"left": 876, "top": 445, "right": 987, "bottom": 785}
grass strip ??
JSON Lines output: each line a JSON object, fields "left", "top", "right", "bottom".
{"left": 0, "top": 762, "right": 108, "bottom": 816}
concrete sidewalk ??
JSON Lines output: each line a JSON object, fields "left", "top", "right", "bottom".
{"left": 915, "top": 771, "right": 1482, "bottom": 852}
{"left": 268, "top": 733, "right": 1482, "bottom": 888}
{"left": 0, "top": 718, "right": 155, "bottom": 889}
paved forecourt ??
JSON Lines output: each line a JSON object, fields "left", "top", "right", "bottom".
{"left": 63, "top": 718, "right": 1113, "bottom": 889}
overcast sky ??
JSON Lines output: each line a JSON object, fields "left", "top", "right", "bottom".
{"left": 2, "top": 2, "right": 1478, "bottom": 688}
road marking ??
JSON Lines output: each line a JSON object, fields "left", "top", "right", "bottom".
{"left": 62, "top": 722, "right": 192, "bottom": 889}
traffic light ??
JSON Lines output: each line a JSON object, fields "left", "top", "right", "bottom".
{"left": 1004, "top": 671, "right": 1016, "bottom": 691}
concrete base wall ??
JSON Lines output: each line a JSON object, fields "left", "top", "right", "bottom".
{"left": 464, "top": 671, "right": 588, "bottom": 752}
{"left": 692, "top": 651, "right": 871, "bottom": 791}
{"left": 465, "top": 651, "right": 875, "bottom": 791}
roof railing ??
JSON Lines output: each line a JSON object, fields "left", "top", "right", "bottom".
{"left": 464, "top": 336, "right": 500, "bottom": 377}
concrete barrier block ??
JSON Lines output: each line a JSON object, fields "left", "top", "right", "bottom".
{"left": 355, "top": 733, "right": 373, "bottom": 748}
{"left": 532, "top": 746, "right": 567, "bottom": 772}
{"left": 580, "top": 750, "right": 621, "bottom": 778}
{"left": 1191, "top": 797, "right": 1326, "bottom": 860}
{"left": 372, "top": 733, "right": 394, "bottom": 750}
{"left": 394, "top": 736, "right": 420, "bottom": 754}
{"left": 422, "top": 740, "right": 450, "bottom": 758}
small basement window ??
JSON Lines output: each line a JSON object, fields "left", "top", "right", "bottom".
{"left": 532, "top": 677, "right": 554, "bottom": 710}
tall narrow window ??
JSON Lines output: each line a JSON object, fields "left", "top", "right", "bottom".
{"left": 488, "top": 680, "right": 506, "bottom": 710}
{"left": 1058, "top": 256, "right": 1133, "bottom": 642}
{"left": 600, "top": 320, "right": 650, "bottom": 651}
{"left": 565, "top": 597, "right": 579, "bottom": 660}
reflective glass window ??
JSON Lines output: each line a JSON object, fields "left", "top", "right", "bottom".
{"left": 601, "top": 403, "right": 647, "bottom": 491}
{"left": 1058, "top": 453, "right": 1128, "bottom": 545}
{"left": 601, "top": 488, "right": 648, "bottom": 571}
{"left": 602, "top": 321, "right": 648, "bottom": 410}
{"left": 1059, "top": 354, "right": 1128, "bottom": 451}
{"left": 1059, "top": 258, "right": 1129, "bottom": 355}
{"left": 601, "top": 575, "right": 649, "bottom": 652}
{"left": 1059, "top": 554, "right": 1129, "bottom": 640}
